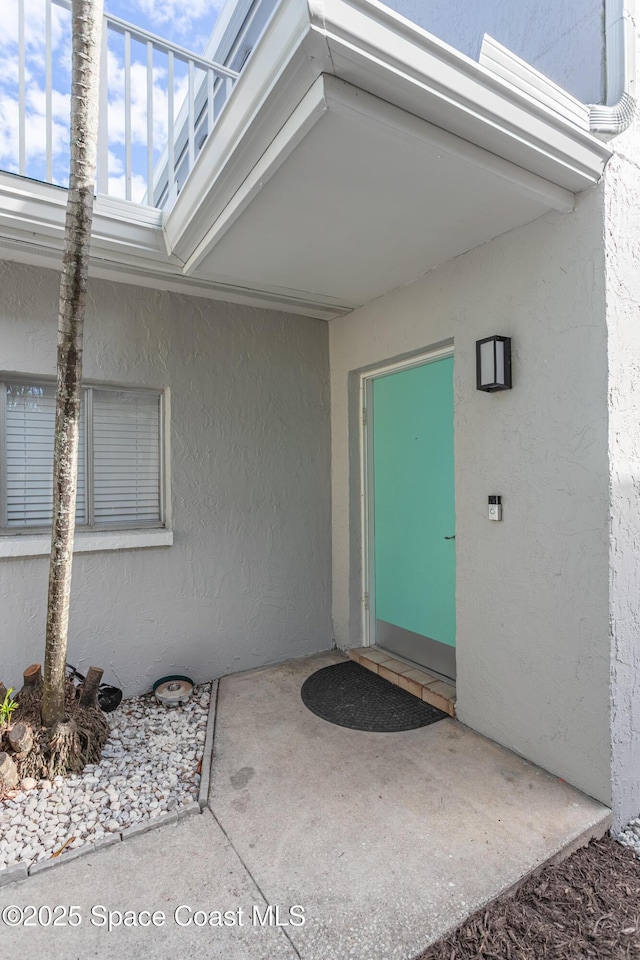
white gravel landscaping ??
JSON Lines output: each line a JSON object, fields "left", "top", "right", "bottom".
{"left": 617, "top": 818, "right": 640, "bottom": 857}
{"left": 0, "top": 683, "right": 211, "bottom": 872}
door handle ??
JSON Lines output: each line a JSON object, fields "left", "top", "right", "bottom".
{"left": 444, "top": 535, "right": 455, "bottom": 540}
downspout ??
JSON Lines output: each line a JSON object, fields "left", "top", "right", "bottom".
{"left": 589, "top": 0, "right": 637, "bottom": 137}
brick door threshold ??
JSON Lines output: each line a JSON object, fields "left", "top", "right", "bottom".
{"left": 348, "top": 646, "right": 456, "bottom": 717}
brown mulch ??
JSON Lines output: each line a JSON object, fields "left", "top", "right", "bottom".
{"left": 416, "top": 837, "right": 640, "bottom": 960}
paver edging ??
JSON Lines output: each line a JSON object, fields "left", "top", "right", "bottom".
{"left": 198, "top": 678, "right": 219, "bottom": 810}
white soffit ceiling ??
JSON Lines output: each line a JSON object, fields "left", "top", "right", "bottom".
{"left": 164, "top": 0, "right": 612, "bottom": 317}
{"left": 189, "top": 76, "right": 574, "bottom": 308}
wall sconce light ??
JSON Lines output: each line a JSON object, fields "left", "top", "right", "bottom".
{"left": 476, "top": 335, "right": 512, "bottom": 392}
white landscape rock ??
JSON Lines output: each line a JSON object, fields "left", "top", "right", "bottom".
{"left": 0, "top": 683, "right": 211, "bottom": 871}
{"left": 618, "top": 817, "right": 640, "bottom": 856}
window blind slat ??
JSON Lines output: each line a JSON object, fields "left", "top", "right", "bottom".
{"left": 4, "top": 383, "right": 161, "bottom": 530}
{"left": 5, "top": 384, "right": 87, "bottom": 527}
{"left": 91, "top": 390, "right": 161, "bottom": 526}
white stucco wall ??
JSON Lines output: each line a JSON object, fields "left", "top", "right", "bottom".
{"left": 329, "top": 191, "right": 612, "bottom": 804}
{"left": 385, "top": 0, "right": 605, "bottom": 104}
{"left": 604, "top": 87, "right": 640, "bottom": 828}
{"left": 0, "top": 261, "right": 332, "bottom": 696}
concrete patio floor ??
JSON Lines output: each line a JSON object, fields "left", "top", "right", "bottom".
{"left": 1, "top": 652, "right": 610, "bottom": 959}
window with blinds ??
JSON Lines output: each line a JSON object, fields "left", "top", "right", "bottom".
{"left": 1, "top": 380, "right": 164, "bottom": 531}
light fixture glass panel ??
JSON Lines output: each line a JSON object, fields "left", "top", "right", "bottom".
{"left": 495, "top": 339, "right": 504, "bottom": 385}
{"left": 480, "top": 340, "right": 495, "bottom": 386}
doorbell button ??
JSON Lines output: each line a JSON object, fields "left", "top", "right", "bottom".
{"left": 488, "top": 495, "right": 502, "bottom": 521}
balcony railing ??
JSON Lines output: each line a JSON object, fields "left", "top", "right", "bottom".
{"left": 5, "top": 0, "right": 240, "bottom": 207}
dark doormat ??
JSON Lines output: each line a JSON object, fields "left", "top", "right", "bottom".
{"left": 300, "top": 660, "right": 447, "bottom": 732}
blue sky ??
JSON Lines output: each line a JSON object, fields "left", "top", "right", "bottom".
{"left": 0, "top": 0, "right": 227, "bottom": 201}
{"left": 105, "top": 0, "right": 223, "bottom": 55}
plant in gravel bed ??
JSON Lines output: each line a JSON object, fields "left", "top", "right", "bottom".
{"left": 1, "top": 1, "right": 108, "bottom": 791}
{"left": 0, "top": 686, "right": 209, "bottom": 871}
{"left": 0, "top": 664, "right": 110, "bottom": 794}
{"left": 37, "top": 0, "right": 105, "bottom": 777}
{"left": 0, "top": 688, "right": 18, "bottom": 730}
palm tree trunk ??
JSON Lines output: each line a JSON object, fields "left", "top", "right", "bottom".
{"left": 42, "top": 0, "right": 104, "bottom": 730}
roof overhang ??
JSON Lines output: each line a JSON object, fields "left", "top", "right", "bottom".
{"left": 0, "top": 173, "right": 337, "bottom": 318}
{"left": 0, "top": 0, "right": 612, "bottom": 319}
{"left": 162, "top": 0, "right": 612, "bottom": 317}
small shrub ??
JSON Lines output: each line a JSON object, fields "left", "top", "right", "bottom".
{"left": 0, "top": 688, "right": 18, "bottom": 729}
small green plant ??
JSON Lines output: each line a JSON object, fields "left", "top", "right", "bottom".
{"left": 0, "top": 688, "right": 18, "bottom": 728}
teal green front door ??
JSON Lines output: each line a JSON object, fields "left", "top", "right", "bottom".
{"left": 370, "top": 355, "right": 456, "bottom": 679}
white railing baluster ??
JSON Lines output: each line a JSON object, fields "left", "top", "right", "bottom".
{"left": 124, "top": 29, "right": 132, "bottom": 201}
{"left": 101, "top": 12, "right": 239, "bottom": 81}
{"left": 225, "top": 74, "right": 234, "bottom": 106}
{"left": 146, "top": 40, "right": 154, "bottom": 204}
{"left": 11, "top": 0, "right": 242, "bottom": 205}
{"left": 188, "top": 59, "right": 195, "bottom": 171}
{"left": 45, "top": 0, "right": 53, "bottom": 181}
{"left": 18, "top": 0, "right": 25, "bottom": 176}
{"left": 207, "top": 69, "right": 214, "bottom": 142}
{"left": 97, "top": 24, "right": 109, "bottom": 194}
{"left": 167, "top": 49, "right": 175, "bottom": 204}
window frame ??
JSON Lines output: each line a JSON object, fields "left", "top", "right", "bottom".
{"left": 0, "top": 375, "right": 168, "bottom": 536}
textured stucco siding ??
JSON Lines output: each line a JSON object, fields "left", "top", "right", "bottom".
{"left": 386, "top": 0, "right": 605, "bottom": 104}
{"left": 329, "top": 191, "right": 611, "bottom": 804}
{"left": 0, "top": 262, "right": 332, "bottom": 696}
{"left": 604, "top": 104, "right": 640, "bottom": 830}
